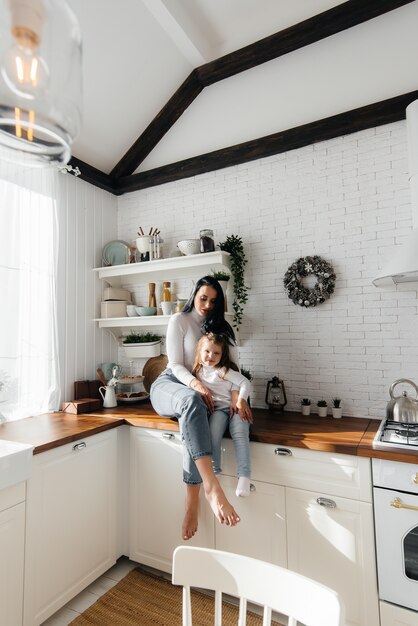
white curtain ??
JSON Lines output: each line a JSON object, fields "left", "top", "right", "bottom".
{"left": 0, "top": 160, "right": 60, "bottom": 421}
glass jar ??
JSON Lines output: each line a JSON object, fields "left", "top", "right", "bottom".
{"left": 200, "top": 229, "right": 215, "bottom": 253}
{"left": 162, "top": 281, "right": 172, "bottom": 301}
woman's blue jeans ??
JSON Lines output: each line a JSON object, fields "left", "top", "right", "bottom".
{"left": 150, "top": 370, "right": 212, "bottom": 485}
{"left": 209, "top": 408, "right": 251, "bottom": 478}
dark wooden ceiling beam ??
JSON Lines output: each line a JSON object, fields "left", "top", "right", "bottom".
{"left": 196, "top": 0, "right": 415, "bottom": 86}
{"left": 109, "top": 0, "right": 414, "bottom": 180}
{"left": 113, "top": 91, "right": 418, "bottom": 195}
{"left": 109, "top": 70, "right": 203, "bottom": 180}
{"left": 68, "top": 156, "right": 115, "bottom": 194}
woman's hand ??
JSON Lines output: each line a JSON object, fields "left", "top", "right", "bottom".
{"left": 190, "top": 379, "right": 214, "bottom": 413}
{"left": 234, "top": 398, "right": 253, "bottom": 424}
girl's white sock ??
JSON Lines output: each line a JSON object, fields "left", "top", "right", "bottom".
{"left": 236, "top": 476, "right": 251, "bottom": 497}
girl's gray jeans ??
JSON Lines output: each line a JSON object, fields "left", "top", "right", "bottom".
{"left": 150, "top": 370, "right": 212, "bottom": 485}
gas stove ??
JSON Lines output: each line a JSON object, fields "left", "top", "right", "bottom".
{"left": 374, "top": 419, "right": 418, "bottom": 450}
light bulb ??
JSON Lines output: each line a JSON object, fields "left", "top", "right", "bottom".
{"left": 1, "top": 38, "right": 49, "bottom": 100}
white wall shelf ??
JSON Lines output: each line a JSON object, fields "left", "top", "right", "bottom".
{"left": 93, "top": 251, "right": 233, "bottom": 343}
{"left": 93, "top": 250, "right": 231, "bottom": 287}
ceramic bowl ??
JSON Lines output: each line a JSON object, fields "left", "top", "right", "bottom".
{"left": 177, "top": 239, "right": 200, "bottom": 255}
{"left": 126, "top": 305, "right": 138, "bottom": 317}
{"left": 135, "top": 306, "right": 157, "bottom": 316}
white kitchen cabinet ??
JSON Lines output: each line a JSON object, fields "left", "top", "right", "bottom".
{"left": 93, "top": 250, "right": 232, "bottom": 341}
{"left": 380, "top": 601, "right": 418, "bottom": 626}
{"left": 286, "top": 487, "right": 379, "bottom": 626}
{"left": 216, "top": 474, "right": 287, "bottom": 567}
{"left": 129, "top": 427, "right": 214, "bottom": 573}
{"left": 0, "top": 482, "right": 26, "bottom": 626}
{"left": 220, "top": 438, "right": 379, "bottom": 626}
{"left": 23, "top": 429, "right": 118, "bottom": 626}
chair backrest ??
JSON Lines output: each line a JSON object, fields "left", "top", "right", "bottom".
{"left": 172, "top": 546, "right": 344, "bottom": 626}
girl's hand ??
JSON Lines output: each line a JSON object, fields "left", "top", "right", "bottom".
{"left": 230, "top": 390, "right": 239, "bottom": 416}
{"left": 236, "top": 398, "right": 253, "bottom": 424}
{"left": 191, "top": 379, "right": 214, "bottom": 413}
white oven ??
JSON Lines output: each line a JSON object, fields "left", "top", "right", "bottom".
{"left": 373, "top": 458, "right": 418, "bottom": 612}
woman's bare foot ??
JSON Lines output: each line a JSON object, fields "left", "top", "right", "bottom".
{"left": 204, "top": 480, "right": 240, "bottom": 526}
{"left": 182, "top": 485, "right": 200, "bottom": 540}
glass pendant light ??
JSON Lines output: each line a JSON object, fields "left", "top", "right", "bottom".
{"left": 0, "top": 0, "right": 82, "bottom": 166}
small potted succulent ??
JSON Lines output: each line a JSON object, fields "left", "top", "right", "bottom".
{"left": 317, "top": 399, "right": 328, "bottom": 417}
{"left": 332, "top": 398, "right": 343, "bottom": 419}
{"left": 122, "top": 331, "right": 162, "bottom": 358}
{"left": 211, "top": 269, "right": 231, "bottom": 312}
{"left": 301, "top": 398, "right": 311, "bottom": 416}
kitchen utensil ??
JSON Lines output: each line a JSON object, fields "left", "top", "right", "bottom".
{"left": 99, "top": 385, "right": 117, "bottom": 408}
{"left": 135, "top": 306, "right": 157, "bottom": 316}
{"left": 126, "top": 305, "right": 138, "bottom": 317}
{"left": 142, "top": 355, "right": 168, "bottom": 392}
{"left": 148, "top": 283, "right": 156, "bottom": 308}
{"left": 102, "top": 240, "right": 130, "bottom": 266}
{"left": 177, "top": 239, "right": 200, "bottom": 255}
{"left": 96, "top": 368, "right": 107, "bottom": 386}
{"left": 386, "top": 378, "right": 418, "bottom": 423}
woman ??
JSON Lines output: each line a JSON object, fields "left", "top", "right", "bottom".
{"left": 150, "top": 276, "right": 244, "bottom": 540}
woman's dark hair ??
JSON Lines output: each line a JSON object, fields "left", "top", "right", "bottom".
{"left": 182, "top": 275, "right": 236, "bottom": 343}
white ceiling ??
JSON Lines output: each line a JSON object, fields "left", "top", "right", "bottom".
{"left": 66, "top": 0, "right": 418, "bottom": 176}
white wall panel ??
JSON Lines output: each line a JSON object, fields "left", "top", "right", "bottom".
{"left": 57, "top": 175, "right": 117, "bottom": 404}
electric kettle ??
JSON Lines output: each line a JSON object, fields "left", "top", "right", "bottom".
{"left": 386, "top": 379, "right": 418, "bottom": 423}
{"left": 99, "top": 385, "right": 117, "bottom": 408}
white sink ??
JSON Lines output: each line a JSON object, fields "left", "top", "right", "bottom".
{"left": 0, "top": 440, "right": 33, "bottom": 491}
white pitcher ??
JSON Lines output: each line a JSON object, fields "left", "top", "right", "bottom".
{"left": 99, "top": 385, "right": 117, "bottom": 408}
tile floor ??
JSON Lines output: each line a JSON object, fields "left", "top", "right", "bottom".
{"left": 41, "top": 556, "right": 140, "bottom": 625}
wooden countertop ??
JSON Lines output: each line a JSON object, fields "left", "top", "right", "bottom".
{"left": 1, "top": 404, "right": 418, "bottom": 464}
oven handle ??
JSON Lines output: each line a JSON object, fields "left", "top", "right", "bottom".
{"left": 390, "top": 497, "right": 418, "bottom": 512}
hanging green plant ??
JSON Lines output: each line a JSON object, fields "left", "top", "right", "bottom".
{"left": 219, "top": 234, "right": 249, "bottom": 329}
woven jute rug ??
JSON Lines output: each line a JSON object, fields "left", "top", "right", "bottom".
{"left": 69, "top": 567, "right": 280, "bottom": 625}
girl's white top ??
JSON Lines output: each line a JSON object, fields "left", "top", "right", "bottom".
{"left": 166, "top": 309, "right": 239, "bottom": 387}
{"left": 197, "top": 366, "right": 251, "bottom": 409}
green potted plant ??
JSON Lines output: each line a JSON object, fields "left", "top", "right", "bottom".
{"left": 317, "top": 399, "right": 328, "bottom": 417}
{"left": 122, "top": 331, "right": 162, "bottom": 358}
{"left": 301, "top": 398, "right": 311, "bottom": 416}
{"left": 240, "top": 367, "right": 253, "bottom": 381}
{"left": 211, "top": 269, "right": 231, "bottom": 312}
{"left": 332, "top": 398, "right": 343, "bottom": 419}
{"left": 219, "top": 235, "right": 249, "bottom": 329}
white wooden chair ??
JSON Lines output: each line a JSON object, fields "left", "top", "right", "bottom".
{"left": 172, "top": 546, "right": 344, "bottom": 626}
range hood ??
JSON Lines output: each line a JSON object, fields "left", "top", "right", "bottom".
{"left": 373, "top": 100, "right": 418, "bottom": 287}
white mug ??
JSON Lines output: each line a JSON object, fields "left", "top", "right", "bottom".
{"left": 99, "top": 385, "right": 117, "bottom": 408}
{"left": 160, "top": 301, "right": 174, "bottom": 316}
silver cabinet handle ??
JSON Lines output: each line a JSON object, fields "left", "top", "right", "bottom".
{"left": 317, "top": 497, "right": 336, "bottom": 508}
{"left": 162, "top": 433, "right": 175, "bottom": 440}
{"left": 250, "top": 483, "right": 256, "bottom": 492}
{"left": 274, "top": 448, "right": 292, "bottom": 456}
{"left": 72, "top": 441, "right": 86, "bottom": 451}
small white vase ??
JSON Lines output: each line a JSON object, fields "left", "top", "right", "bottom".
{"left": 317, "top": 406, "right": 328, "bottom": 417}
{"left": 301, "top": 405, "right": 311, "bottom": 416}
{"left": 332, "top": 407, "right": 343, "bottom": 419}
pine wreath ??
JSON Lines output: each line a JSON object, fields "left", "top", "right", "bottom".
{"left": 284, "top": 255, "right": 336, "bottom": 307}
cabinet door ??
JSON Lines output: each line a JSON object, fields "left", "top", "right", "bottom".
{"left": 0, "top": 501, "right": 25, "bottom": 626}
{"left": 286, "top": 487, "right": 379, "bottom": 626}
{"left": 129, "top": 428, "right": 214, "bottom": 573}
{"left": 24, "top": 430, "right": 118, "bottom": 626}
{"left": 380, "top": 600, "right": 418, "bottom": 626}
{"left": 215, "top": 475, "right": 287, "bottom": 567}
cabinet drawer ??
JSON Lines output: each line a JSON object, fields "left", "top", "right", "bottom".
{"left": 221, "top": 440, "right": 372, "bottom": 501}
{"left": 0, "top": 481, "right": 25, "bottom": 511}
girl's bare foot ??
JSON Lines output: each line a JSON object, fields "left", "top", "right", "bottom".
{"left": 182, "top": 485, "right": 200, "bottom": 540}
{"left": 204, "top": 481, "right": 240, "bottom": 526}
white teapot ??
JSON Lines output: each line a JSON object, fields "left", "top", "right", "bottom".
{"left": 99, "top": 385, "right": 117, "bottom": 408}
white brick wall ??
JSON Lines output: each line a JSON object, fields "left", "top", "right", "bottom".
{"left": 117, "top": 120, "right": 418, "bottom": 419}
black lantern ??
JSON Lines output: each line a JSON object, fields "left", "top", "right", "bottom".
{"left": 265, "top": 375, "right": 287, "bottom": 411}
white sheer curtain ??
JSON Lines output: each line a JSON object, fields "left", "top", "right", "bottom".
{"left": 0, "top": 161, "right": 60, "bottom": 421}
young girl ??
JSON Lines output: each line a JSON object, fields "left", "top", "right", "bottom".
{"left": 192, "top": 332, "right": 253, "bottom": 497}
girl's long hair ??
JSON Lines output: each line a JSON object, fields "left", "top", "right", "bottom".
{"left": 192, "top": 332, "right": 239, "bottom": 378}
{"left": 182, "top": 276, "right": 235, "bottom": 343}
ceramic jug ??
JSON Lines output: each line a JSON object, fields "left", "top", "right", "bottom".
{"left": 99, "top": 385, "right": 117, "bottom": 408}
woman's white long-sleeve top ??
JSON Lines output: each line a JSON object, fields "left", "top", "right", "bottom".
{"left": 165, "top": 309, "right": 239, "bottom": 386}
